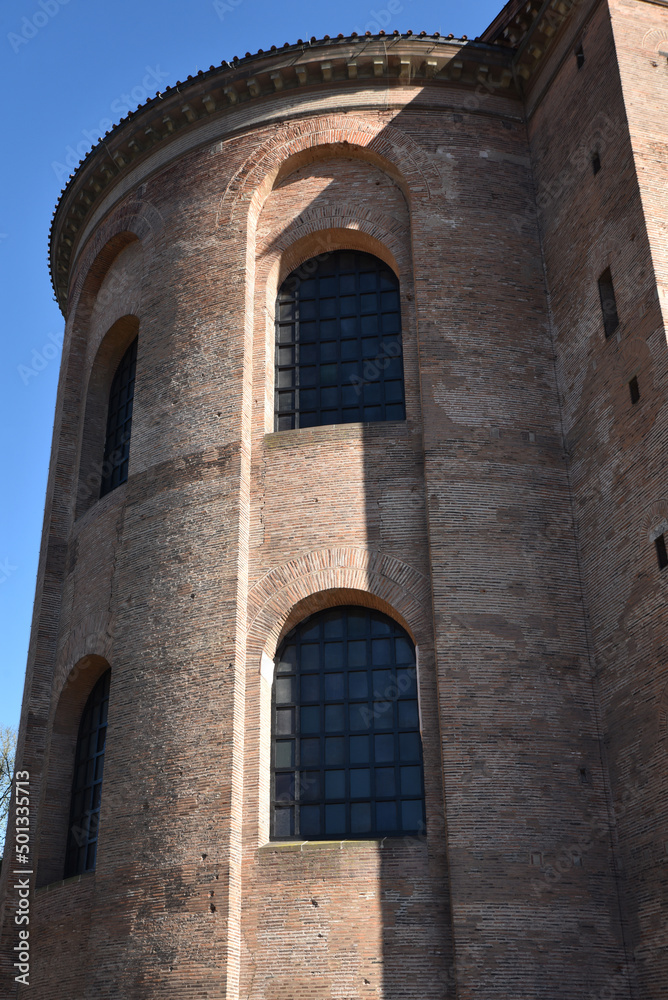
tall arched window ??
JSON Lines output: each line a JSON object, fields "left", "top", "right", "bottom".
{"left": 64, "top": 670, "right": 110, "bottom": 877}
{"left": 100, "top": 336, "right": 137, "bottom": 497}
{"left": 275, "top": 250, "right": 405, "bottom": 430}
{"left": 271, "top": 607, "right": 425, "bottom": 840}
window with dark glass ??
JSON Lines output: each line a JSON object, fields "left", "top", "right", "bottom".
{"left": 271, "top": 606, "right": 425, "bottom": 840}
{"left": 274, "top": 250, "right": 405, "bottom": 430}
{"left": 100, "top": 337, "right": 137, "bottom": 496}
{"left": 64, "top": 670, "right": 110, "bottom": 877}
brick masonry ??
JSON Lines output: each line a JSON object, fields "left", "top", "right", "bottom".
{"left": 1, "top": 3, "right": 666, "bottom": 998}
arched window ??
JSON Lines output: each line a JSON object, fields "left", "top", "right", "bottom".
{"left": 64, "top": 670, "right": 110, "bottom": 877}
{"left": 100, "top": 336, "right": 137, "bottom": 497}
{"left": 275, "top": 250, "right": 405, "bottom": 430}
{"left": 271, "top": 606, "right": 425, "bottom": 840}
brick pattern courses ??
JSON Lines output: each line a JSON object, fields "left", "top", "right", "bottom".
{"left": 1, "top": 6, "right": 666, "bottom": 999}
{"left": 528, "top": 2, "right": 668, "bottom": 996}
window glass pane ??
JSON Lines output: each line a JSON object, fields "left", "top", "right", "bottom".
{"left": 375, "top": 734, "right": 394, "bottom": 763}
{"left": 372, "top": 669, "right": 393, "bottom": 696}
{"left": 347, "top": 640, "right": 367, "bottom": 667}
{"left": 325, "top": 804, "right": 346, "bottom": 835}
{"left": 350, "top": 769, "right": 370, "bottom": 798}
{"left": 371, "top": 615, "right": 392, "bottom": 635}
{"left": 275, "top": 677, "right": 294, "bottom": 704}
{"left": 348, "top": 671, "right": 368, "bottom": 699}
{"left": 373, "top": 702, "right": 394, "bottom": 729}
{"left": 301, "top": 773, "right": 321, "bottom": 802}
{"left": 276, "top": 646, "right": 297, "bottom": 673}
{"left": 275, "top": 741, "right": 294, "bottom": 768}
{"left": 276, "top": 708, "right": 295, "bottom": 735}
{"left": 351, "top": 802, "right": 372, "bottom": 833}
{"left": 275, "top": 773, "right": 295, "bottom": 800}
{"left": 349, "top": 703, "right": 371, "bottom": 732}
{"left": 323, "top": 614, "right": 344, "bottom": 638}
{"left": 300, "top": 706, "right": 319, "bottom": 734}
{"left": 325, "top": 770, "right": 346, "bottom": 799}
{"left": 300, "top": 805, "right": 321, "bottom": 836}
{"left": 274, "top": 806, "right": 293, "bottom": 838}
{"left": 300, "top": 674, "right": 319, "bottom": 702}
{"left": 400, "top": 766, "right": 422, "bottom": 796}
{"left": 325, "top": 673, "right": 344, "bottom": 700}
{"left": 376, "top": 801, "right": 397, "bottom": 831}
{"left": 350, "top": 735, "right": 370, "bottom": 764}
{"left": 375, "top": 767, "right": 396, "bottom": 797}
{"left": 399, "top": 732, "right": 420, "bottom": 761}
{"left": 300, "top": 738, "right": 320, "bottom": 766}
{"left": 324, "top": 643, "right": 343, "bottom": 669}
{"left": 301, "top": 620, "right": 320, "bottom": 641}
{"left": 325, "top": 704, "right": 344, "bottom": 732}
{"left": 325, "top": 737, "right": 345, "bottom": 765}
{"left": 398, "top": 701, "right": 419, "bottom": 729}
{"left": 401, "top": 800, "right": 424, "bottom": 833}
{"left": 300, "top": 644, "right": 319, "bottom": 669}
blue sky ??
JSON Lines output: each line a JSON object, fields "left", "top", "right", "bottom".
{"left": 0, "top": 0, "right": 503, "bottom": 733}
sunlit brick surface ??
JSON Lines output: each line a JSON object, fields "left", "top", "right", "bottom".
{"left": 1, "top": 5, "right": 666, "bottom": 998}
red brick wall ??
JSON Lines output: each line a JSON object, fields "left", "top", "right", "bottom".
{"left": 527, "top": 1, "right": 668, "bottom": 996}
{"left": 3, "top": 17, "right": 665, "bottom": 999}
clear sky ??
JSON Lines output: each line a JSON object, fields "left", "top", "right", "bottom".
{"left": 0, "top": 0, "right": 503, "bottom": 732}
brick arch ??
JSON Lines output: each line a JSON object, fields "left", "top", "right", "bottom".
{"left": 38, "top": 654, "right": 111, "bottom": 888}
{"left": 246, "top": 547, "right": 432, "bottom": 662}
{"left": 75, "top": 313, "right": 140, "bottom": 518}
{"left": 219, "top": 113, "right": 442, "bottom": 229}
{"left": 258, "top": 208, "right": 411, "bottom": 287}
{"left": 68, "top": 197, "right": 163, "bottom": 318}
{"left": 55, "top": 612, "right": 115, "bottom": 697}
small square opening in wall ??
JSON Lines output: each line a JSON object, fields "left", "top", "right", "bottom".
{"left": 656, "top": 533, "right": 668, "bottom": 571}
{"left": 629, "top": 376, "right": 640, "bottom": 405}
{"left": 579, "top": 767, "right": 588, "bottom": 783}
{"left": 576, "top": 43, "right": 585, "bottom": 69}
{"left": 592, "top": 150, "right": 601, "bottom": 175}
{"left": 572, "top": 854, "right": 583, "bottom": 867}
{"left": 530, "top": 852, "right": 543, "bottom": 867}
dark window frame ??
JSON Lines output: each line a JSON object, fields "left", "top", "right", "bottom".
{"left": 274, "top": 250, "right": 406, "bottom": 431}
{"left": 100, "top": 337, "right": 137, "bottom": 497}
{"left": 656, "top": 533, "right": 668, "bottom": 571}
{"left": 64, "top": 670, "right": 110, "bottom": 877}
{"left": 576, "top": 43, "right": 585, "bottom": 69}
{"left": 270, "top": 606, "right": 426, "bottom": 841}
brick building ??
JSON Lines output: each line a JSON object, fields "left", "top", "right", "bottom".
{"left": 1, "top": 0, "right": 667, "bottom": 996}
